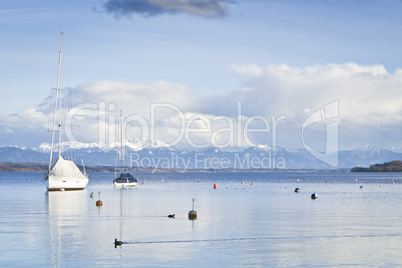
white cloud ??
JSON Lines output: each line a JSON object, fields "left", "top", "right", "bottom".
{"left": 0, "top": 108, "right": 49, "bottom": 130}
{"left": 232, "top": 63, "right": 263, "bottom": 78}
{"left": 229, "top": 62, "right": 402, "bottom": 150}
{"left": 76, "top": 80, "right": 198, "bottom": 116}
{"left": 231, "top": 62, "right": 401, "bottom": 119}
{"left": 1, "top": 62, "right": 402, "bottom": 151}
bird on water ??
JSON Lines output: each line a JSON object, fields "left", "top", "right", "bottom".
{"left": 115, "top": 239, "right": 123, "bottom": 247}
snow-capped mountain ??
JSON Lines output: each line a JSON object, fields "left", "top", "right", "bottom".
{"left": 338, "top": 145, "right": 402, "bottom": 168}
{"left": 32, "top": 138, "right": 172, "bottom": 153}
{"left": 2, "top": 143, "right": 402, "bottom": 170}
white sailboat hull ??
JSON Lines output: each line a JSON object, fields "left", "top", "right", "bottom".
{"left": 113, "top": 171, "right": 138, "bottom": 188}
{"left": 46, "top": 156, "right": 89, "bottom": 191}
{"left": 113, "top": 181, "right": 137, "bottom": 188}
{"left": 47, "top": 174, "right": 89, "bottom": 191}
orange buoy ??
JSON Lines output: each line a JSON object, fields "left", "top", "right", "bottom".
{"left": 188, "top": 210, "right": 197, "bottom": 220}
{"left": 250, "top": 182, "right": 253, "bottom": 185}
{"left": 96, "top": 191, "right": 103, "bottom": 206}
{"left": 213, "top": 183, "right": 218, "bottom": 189}
{"left": 241, "top": 181, "right": 244, "bottom": 184}
{"left": 188, "top": 198, "right": 197, "bottom": 220}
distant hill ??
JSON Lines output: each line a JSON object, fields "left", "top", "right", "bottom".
{"left": 351, "top": 160, "right": 402, "bottom": 172}
{"left": 0, "top": 162, "right": 116, "bottom": 173}
{"left": 0, "top": 146, "right": 49, "bottom": 163}
{"left": 0, "top": 162, "right": 48, "bottom": 172}
{"left": 0, "top": 162, "right": 187, "bottom": 173}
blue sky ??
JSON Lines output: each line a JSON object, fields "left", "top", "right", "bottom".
{"left": 1, "top": 0, "right": 402, "bottom": 153}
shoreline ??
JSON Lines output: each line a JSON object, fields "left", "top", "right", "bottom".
{"left": 0, "top": 162, "right": 351, "bottom": 173}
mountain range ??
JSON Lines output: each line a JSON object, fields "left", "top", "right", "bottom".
{"left": 1, "top": 141, "right": 401, "bottom": 170}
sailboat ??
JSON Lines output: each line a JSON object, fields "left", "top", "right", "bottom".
{"left": 46, "top": 32, "right": 89, "bottom": 191}
{"left": 113, "top": 111, "right": 138, "bottom": 188}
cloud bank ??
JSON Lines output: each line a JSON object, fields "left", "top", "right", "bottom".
{"left": 102, "top": 0, "right": 234, "bottom": 18}
{"left": 2, "top": 62, "right": 402, "bottom": 152}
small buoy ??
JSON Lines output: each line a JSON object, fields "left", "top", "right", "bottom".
{"left": 294, "top": 188, "right": 300, "bottom": 193}
{"left": 213, "top": 183, "right": 218, "bottom": 189}
{"left": 188, "top": 198, "right": 197, "bottom": 220}
{"left": 188, "top": 210, "right": 197, "bottom": 220}
{"left": 392, "top": 182, "right": 395, "bottom": 184}
{"left": 379, "top": 185, "right": 382, "bottom": 187}
{"left": 296, "top": 179, "right": 299, "bottom": 182}
{"left": 90, "top": 192, "right": 94, "bottom": 198}
{"left": 241, "top": 181, "right": 244, "bottom": 184}
{"left": 326, "top": 181, "right": 328, "bottom": 184}
{"left": 168, "top": 214, "right": 175, "bottom": 218}
{"left": 355, "top": 179, "right": 357, "bottom": 182}
{"left": 250, "top": 182, "right": 253, "bottom": 185}
{"left": 311, "top": 193, "right": 318, "bottom": 199}
{"left": 198, "top": 180, "right": 200, "bottom": 182}
{"left": 96, "top": 191, "right": 103, "bottom": 206}
{"left": 360, "top": 185, "right": 363, "bottom": 189}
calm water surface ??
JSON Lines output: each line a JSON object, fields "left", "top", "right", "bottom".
{"left": 1, "top": 171, "right": 402, "bottom": 267}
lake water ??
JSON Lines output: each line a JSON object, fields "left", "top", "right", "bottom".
{"left": 1, "top": 171, "right": 402, "bottom": 267}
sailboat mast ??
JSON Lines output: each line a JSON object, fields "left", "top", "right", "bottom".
{"left": 120, "top": 110, "right": 123, "bottom": 173}
{"left": 48, "top": 31, "right": 64, "bottom": 172}
{"left": 57, "top": 32, "right": 63, "bottom": 158}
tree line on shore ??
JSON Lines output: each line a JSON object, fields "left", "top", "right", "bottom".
{"left": 351, "top": 160, "right": 402, "bottom": 172}
{"left": 3, "top": 160, "right": 402, "bottom": 172}
{"left": 0, "top": 162, "right": 116, "bottom": 172}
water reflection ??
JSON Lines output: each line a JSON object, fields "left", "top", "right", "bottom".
{"left": 47, "top": 191, "right": 88, "bottom": 268}
{"left": 35, "top": 172, "right": 402, "bottom": 267}
{"left": 116, "top": 189, "right": 124, "bottom": 264}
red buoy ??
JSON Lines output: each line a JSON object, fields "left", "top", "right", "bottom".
{"left": 213, "top": 183, "right": 218, "bottom": 189}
